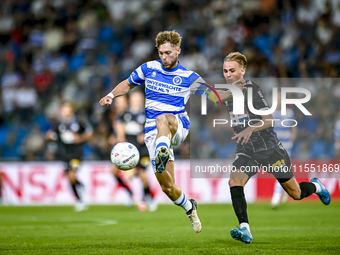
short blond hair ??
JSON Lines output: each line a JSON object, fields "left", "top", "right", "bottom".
{"left": 224, "top": 52, "right": 247, "bottom": 68}
{"left": 155, "top": 31, "right": 182, "bottom": 48}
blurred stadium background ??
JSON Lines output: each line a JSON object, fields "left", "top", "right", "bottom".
{"left": 1, "top": 0, "right": 340, "bottom": 205}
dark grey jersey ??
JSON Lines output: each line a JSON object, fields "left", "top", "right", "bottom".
{"left": 225, "top": 80, "right": 279, "bottom": 153}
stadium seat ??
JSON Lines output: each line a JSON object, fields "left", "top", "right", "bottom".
{"left": 98, "top": 26, "right": 115, "bottom": 42}
{"left": 310, "top": 139, "right": 328, "bottom": 159}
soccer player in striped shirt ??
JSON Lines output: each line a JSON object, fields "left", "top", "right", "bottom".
{"left": 99, "top": 31, "right": 203, "bottom": 233}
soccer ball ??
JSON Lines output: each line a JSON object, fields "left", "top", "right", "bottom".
{"left": 110, "top": 142, "right": 140, "bottom": 170}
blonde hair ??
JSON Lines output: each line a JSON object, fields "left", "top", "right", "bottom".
{"left": 224, "top": 52, "right": 247, "bottom": 68}
{"left": 155, "top": 31, "right": 182, "bottom": 48}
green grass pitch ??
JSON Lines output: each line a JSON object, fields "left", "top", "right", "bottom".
{"left": 0, "top": 202, "right": 339, "bottom": 254}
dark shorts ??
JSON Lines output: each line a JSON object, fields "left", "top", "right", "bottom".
{"left": 135, "top": 143, "right": 150, "bottom": 170}
{"left": 64, "top": 158, "right": 81, "bottom": 172}
{"left": 233, "top": 143, "right": 294, "bottom": 183}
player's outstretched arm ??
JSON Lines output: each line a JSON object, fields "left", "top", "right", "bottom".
{"left": 208, "top": 90, "right": 232, "bottom": 102}
{"left": 207, "top": 79, "right": 246, "bottom": 102}
{"left": 99, "top": 79, "right": 135, "bottom": 106}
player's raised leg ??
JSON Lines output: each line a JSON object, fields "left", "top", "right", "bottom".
{"left": 154, "top": 113, "right": 178, "bottom": 173}
{"left": 280, "top": 177, "right": 331, "bottom": 205}
{"left": 155, "top": 161, "right": 201, "bottom": 233}
{"left": 229, "top": 170, "right": 253, "bottom": 244}
{"left": 154, "top": 113, "right": 201, "bottom": 232}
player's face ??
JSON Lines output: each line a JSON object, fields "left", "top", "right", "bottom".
{"left": 158, "top": 42, "right": 181, "bottom": 69}
{"left": 114, "top": 96, "right": 128, "bottom": 114}
{"left": 60, "top": 103, "right": 74, "bottom": 119}
{"left": 223, "top": 61, "right": 245, "bottom": 84}
{"left": 130, "top": 92, "right": 144, "bottom": 110}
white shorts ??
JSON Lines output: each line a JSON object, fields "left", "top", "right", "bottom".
{"left": 145, "top": 114, "right": 189, "bottom": 173}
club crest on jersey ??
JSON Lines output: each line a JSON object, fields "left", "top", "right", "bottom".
{"left": 151, "top": 71, "right": 156, "bottom": 77}
{"left": 173, "top": 76, "right": 182, "bottom": 85}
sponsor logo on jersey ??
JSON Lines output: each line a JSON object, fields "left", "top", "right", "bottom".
{"left": 146, "top": 79, "right": 182, "bottom": 93}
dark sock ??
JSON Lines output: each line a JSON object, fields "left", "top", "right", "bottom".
{"left": 116, "top": 176, "right": 133, "bottom": 196}
{"left": 143, "top": 187, "right": 154, "bottom": 201}
{"left": 71, "top": 179, "right": 84, "bottom": 201}
{"left": 71, "top": 183, "right": 80, "bottom": 200}
{"left": 299, "top": 182, "right": 316, "bottom": 199}
{"left": 230, "top": 186, "right": 249, "bottom": 224}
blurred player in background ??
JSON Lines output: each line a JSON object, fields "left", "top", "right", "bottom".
{"left": 109, "top": 95, "right": 135, "bottom": 207}
{"left": 209, "top": 52, "right": 331, "bottom": 244}
{"left": 334, "top": 113, "right": 340, "bottom": 160}
{"left": 100, "top": 31, "right": 205, "bottom": 233}
{"left": 271, "top": 91, "right": 297, "bottom": 208}
{"left": 46, "top": 102, "right": 93, "bottom": 212}
{"left": 114, "top": 89, "right": 157, "bottom": 211}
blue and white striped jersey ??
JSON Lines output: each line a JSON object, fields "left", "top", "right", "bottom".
{"left": 128, "top": 60, "right": 205, "bottom": 133}
{"left": 273, "top": 108, "right": 295, "bottom": 155}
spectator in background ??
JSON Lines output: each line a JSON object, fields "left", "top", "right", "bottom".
{"left": 14, "top": 81, "right": 37, "bottom": 126}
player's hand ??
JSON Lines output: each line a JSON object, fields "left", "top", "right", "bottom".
{"left": 46, "top": 130, "right": 57, "bottom": 141}
{"left": 137, "top": 133, "right": 144, "bottom": 144}
{"left": 233, "top": 78, "right": 246, "bottom": 91}
{"left": 232, "top": 128, "right": 253, "bottom": 145}
{"left": 99, "top": 96, "right": 113, "bottom": 106}
{"left": 72, "top": 133, "right": 81, "bottom": 144}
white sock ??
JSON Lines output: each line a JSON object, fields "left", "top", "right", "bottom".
{"left": 271, "top": 181, "right": 283, "bottom": 205}
{"left": 240, "top": 222, "right": 250, "bottom": 232}
{"left": 173, "top": 192, "right": 192, "bottom": 212}
{"left": 313, "top": 182, "right": 322, "bottom": 193}
{"left": 155, "top": 136, "right": 170, "bottom": 152}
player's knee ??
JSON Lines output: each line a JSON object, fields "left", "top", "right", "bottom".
{"left": 67, "top": 171, "right": 77, "bottom": 184}
{"left": 229, "top": 178, "right": 244, "bottom": 187}
{"left": 155, "top": 114, "right": 168, "bottom": 126}
{"left": 160, "top": 183, "right": 174, "bottom": 195}
{"left": 289, "top": 190, "right": 302, "bottom": 200}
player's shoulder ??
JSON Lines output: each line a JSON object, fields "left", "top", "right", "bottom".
{"left": 245, "top": 79, "right": 259, "bottom": 89}
{"left": 145, "top": 60, "right": 162, "bottom": 69}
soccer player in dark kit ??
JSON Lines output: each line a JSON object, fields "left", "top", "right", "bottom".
{"left": 114, "top": 89, "right": 157, "bottom": 211}
{"left": 209, "top": 52, "right": 331, "bottom": 244}
{"left": 46, "top": 102, "right": 93, "bottom": 211}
